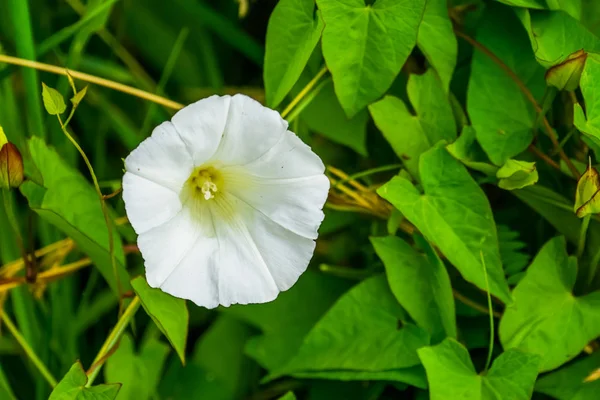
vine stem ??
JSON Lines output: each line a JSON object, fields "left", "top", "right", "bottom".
{"left": 454, "top": 30, "right": 580, "bottom": 179}
{"left": 56, "top": 115, "right": 122, "bottom": 304}
{"left": 86, "top": 296, "right": 141, "bottom": 386}
{"left": 1, "top": 311, "right": 58, "bottom": 388}
{"left": 281, "top": 66, "right": 328, "bottom": 119}
{"left": 0, "top": 54, "right": 183, "bottom": 110}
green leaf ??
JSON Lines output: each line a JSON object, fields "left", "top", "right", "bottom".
{"left": 371, "top": 235, "right": 456, "bottom": 342}
{"left": 105, "top": 335, "right": 170, "bottom": 400}
{"left": 378, "top": 144, "right": 512, "bottom": 304}
{"left": 264, "top": 0, "right": 323, "bottom": 108}
{"left": 518, "top": 9, "right": 600, "bottom": 68}
{"left": 446, "top": 126, "right": 498, "bottom": 176}
{"left": 535, "top": 351, "right": 600, "bottom": 400}
{"left": 20, "top": 137, "right": 129, "bottom": 295}
{"left": 416, "top": 0, "right": 457, "bottom": 91}
{"left": 316, "top": 0, "right": 426, "bottom": 117}
{"left": 70, "top": 86, "right": 88, "bottom": 108}
{"left": 278, "top": 392, "right": 296, "bottom": 400}
{"left": 225, "top": 271, "right": 350, "bottom": 371}
{"left": 160, "top": 316, "right": 257, "bottom": 400}
{"left": 574, "top": 53, "right": 600, "bottom": 150}
{"left": 131, "top": 276, "right": 188, "bottom": 364}
{"left": 49, "top": 361, "right": 120, "bottom": 400}
{"left": 300, "top": 79, "right": 368, "bottom": 155}
{"left": 499, "top": 236, "right": 600, "bottom": 371}
{"left": 41, "top": 82, "right": 67, "bottom": 115}
{"left": 495, "top": 0, "right": 545, "bottom": 8}
{"left": 467, "top": 3, "right": 545, "bottom": 165}
{"left": 269, "top": 275, "right": 430, "bottom": 384}
{"left": 369, "top": 69, "right": 456, "bottom": 178}
{"left": 418, "top": 338, "right": 541, "bottom": 400}
{"left": 496, "top": 159, "right": 539, "bottom": 190}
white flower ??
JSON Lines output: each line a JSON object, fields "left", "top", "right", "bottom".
{"left": 122, "top": 94, "right": 329, "bottom": 308}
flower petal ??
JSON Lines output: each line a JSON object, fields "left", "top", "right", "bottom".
{"left": 122, "top": 172, "right": 182, "bottom": 235}
{"left": 238, "top": 200, "right": 316, "bottom": 292}
{"left": 140, "top": 206, "right": 207, "bottom": 290}
{"left": 211, "top": 196, "right": 281, "bottom": 307}
{"left": 226, "top": 174, "right": 329, "bottom": 239}
{"left": 159, "top": 233, "right": 220, "bottom": 309}
{"left": 125, "top": 121, "right": 193, "bottom": 192}
{"left": 213, "top": 94, "right": 288, "bottom": 166}
{"left": 239, "top": 130, "right": 325, "bottom": 179}
{"left": 171, "top": 95, "right": 231, "bottom": 166}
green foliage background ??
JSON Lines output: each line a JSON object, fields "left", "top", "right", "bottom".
{"left": 2, "top": 0, "right": 600, "bottom": 399}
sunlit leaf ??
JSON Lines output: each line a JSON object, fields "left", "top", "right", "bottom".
{"left": 499, "top": 236, "right": 600, "bottom": 371}
{"left": 416, "top": 0, "right": 457, "bottom": 92}
{"left": 20, "top": 137, "right": 129, "bottom": 295}
{"left": 268, "top": 275, "right": 430, "bottom": 385}
{"left": 378, "top": 143, "right": 512, "bottom": 304}
{"left": 316, "top": 0, "right": 426, "bottom": 117}
{"left": 418, "top": 338, "right": 540, "bottom": 400}
{"left": 371, "top": 235, "right": 456, "bottom": 342}
{"left": 370, "top": 69, "right": 456, "bottom": 178}
{"left": 517, "top": 9, "right": 600, "bottom": 68}
{"left": 264, "top": 0, "right": 323, "bottom": 108}
{"left": 131, "top": 276, "right": 188, "bottom": 364}
{"left": 42, "top": 82, "right": 66, "bottom": 115}
{"left": 49, "top": 361, "right": 120, "bottom": 400}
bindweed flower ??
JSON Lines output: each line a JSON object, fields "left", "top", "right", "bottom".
{"left": 123, "top": 94, "right": 329, "bottom": 308}
{"left": 0, "top": 127, "right": 24, "bottom": 190}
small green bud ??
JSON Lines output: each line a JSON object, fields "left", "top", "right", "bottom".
{"left": 574, "top": 161, "right": 600, "bottom": 218}
{"left": 496, "top": 159, "right": 538, "bottom": 190}
{"left": 0, "top": 142, "right": 24, "bottom": 189}
{"left": 546, "top": 50, "right": 587, "bottom": 91}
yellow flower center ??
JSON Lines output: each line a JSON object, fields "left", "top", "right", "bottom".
{"left": 185, "top": 166, "right": 224, "bottom": 201}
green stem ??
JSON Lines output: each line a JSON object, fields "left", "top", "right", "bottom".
{"left": 281, "top": 66, "right": 328, "bottom": 119}
{"left": 332, "top": 164, "right": 403, "bottom": 189}
{"left": 577, "top": 215, "right": 591, "bottom": 260}
{"left": 86, "top": 296, "right": 141, "bottom": 386}
{"left": 1, "top": 312, "right": 57, "bottom": 388}
{"left": 56, "top": 115, "right": 121, "bottom": 301}
{"left": 481, "top": 251, "right": 494, "bottom": 373}
{"left": 285, "top": 77, "right": 331, "bottom": 124}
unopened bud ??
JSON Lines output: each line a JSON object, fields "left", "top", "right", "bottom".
{"left": 574, "top": 160, "right": 600, "bottom": 218}
{"left": 0, "top": 142, "right": 24, "bottom": 189}
{"left": 546, "top": 50, "right": 587, "bottom": 91}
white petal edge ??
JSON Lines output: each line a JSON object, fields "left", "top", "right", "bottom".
{"left": 122, "top": 172, "right": 182, "bottom": 235}
{"left": 211, "top": 94, "right": 289, "bottom": 166}
{"left": 171, "top": 95, "right": 231, "bottom": 166}
{"left": 239, "top": 130, "right": 325, "bottom": 179}
{"left": 125, "top": 121, "right": 193, "bottom": 192}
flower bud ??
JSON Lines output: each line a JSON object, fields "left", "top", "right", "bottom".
{"left": 0, "top": 142, "right": 24, "bottom": 189}
{"left": 574, "top": 161, "right": 600, "bottom": 218}
{"left": 496, "top": 159, "right": 538, "bottom": 190}
{"left": 546, "top": 50, "right": 587, "bottom": 91}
